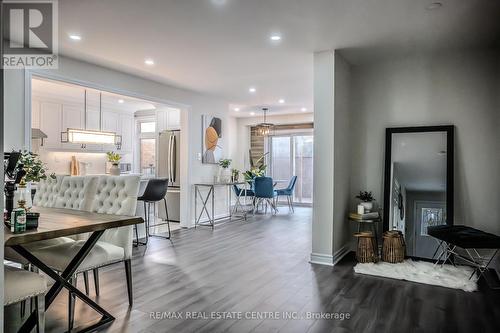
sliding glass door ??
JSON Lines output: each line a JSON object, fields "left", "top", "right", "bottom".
{"left": 269, "top": 134, "right": 314, "bottom": 204}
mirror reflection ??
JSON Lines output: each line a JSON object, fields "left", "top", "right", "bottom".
{"left": 389, "top": 131, "right": 448, "bottom": 259}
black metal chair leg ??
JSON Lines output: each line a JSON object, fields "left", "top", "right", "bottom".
{"left": 83, "top": 271, "right": 90, "bottom": 295}
{"left": 164, "top": 198, "right": 171, "bottom": 239}
{"left": 68, "top": 276, "right": 76, "bottom": 331}
{"left": 124, "top": 259, "right": 133, "bottom": 306}
{"left": 93, "top": 268, "right": 100, "bottom": 296}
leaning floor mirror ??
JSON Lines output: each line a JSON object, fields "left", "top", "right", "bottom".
{"left": 383, "top": 126, "right": 454, "bottom": 259}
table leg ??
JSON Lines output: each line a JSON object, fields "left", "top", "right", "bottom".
{"left": 195, "top": 186, "right": 213, "bottom": 226}
{"left": 211, "top": 185, "right": 215, "bottom": 228}
{"left": 12, "top": 230, "right": 115, "bottom": 333}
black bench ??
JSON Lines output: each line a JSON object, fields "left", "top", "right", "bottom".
{"left": 428, "top": 225, "right": 500, "bottom": 281}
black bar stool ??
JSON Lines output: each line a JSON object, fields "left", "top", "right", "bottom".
{"left": 134, "top": 178, "right": 171, "bottom": 246}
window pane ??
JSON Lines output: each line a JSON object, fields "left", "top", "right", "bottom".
{"left": 141, "top": 138, "right": 156, "bottom": 176}
{"left": 421, "top": 208, "right": 444, "bottom": 236}
{"left": 140, "top": 122, "right": 156, "bottom": 133}
{"left": 271, "top": 137, "right": 291, "bottom": 181}
{"left": 294, "top": 136, "right": 314, "bottom": 203}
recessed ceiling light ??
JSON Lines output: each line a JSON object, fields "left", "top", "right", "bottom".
{"left": 234, "top": 107, "right": 240, "bottom": 112}
{"left": 249, "top": 87, "right": 256, "bottom": 93}
{"left": 118, "top": 99, "right": 124, "bottom": 104}
{"left": 250, "top": 112, "right": 256, "bottom": 116}
{"left": 278, "top": 99, "right": 285, "bottom": 104}
{"left": 426, "top": 2, "right": 443, "bottom": 10}
{"left": 144, "top": 58, "right": 155, "bottom": 66}
{"left": 69, "top": 34, "right": 81, "bottom": 41}
{"left": 270, "top": 34, "right": 281, "bottom": 41}
{"left": 301, "top": 107, "right": 307, "bottom": 112}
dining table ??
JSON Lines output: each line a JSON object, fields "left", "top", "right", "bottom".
{"left": 4, "top": 206, "right": 143, "bottom": 333}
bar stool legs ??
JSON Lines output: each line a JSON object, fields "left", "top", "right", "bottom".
{"left": 134, "top": 202, "right": 149, "bottom": 247}
{"left": 149, "top": 199, "right": 171, "bottom": 240}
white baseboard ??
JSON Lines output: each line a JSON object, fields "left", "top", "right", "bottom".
{"left": 310, "top": 244, "right": 350, "bottom": 267}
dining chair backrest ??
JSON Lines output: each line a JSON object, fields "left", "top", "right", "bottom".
{"left": 33, "top": 175, "right": 65, "bottom": 208}
{"left": 254, "top": 177, "right": 275, "bottom": 198}
{"left": 140, "top": 178, "right": 169, "bottom": 202}
{"left": 93, "top": 175, "right": 141, "bottom": 260}
{"left": 55, "top": 176, "right": 98, "bottom": 211}
{"left": 287, "top": 176, "right": 298, "bottom": 191}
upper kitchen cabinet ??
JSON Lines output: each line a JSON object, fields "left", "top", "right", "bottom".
{"left": 61, "top": 104, "right": 85, "bottom": 150}
{"left": 119, "top": 114, "right": 134, "bottom": 152}
{"left": 39, "top": 101, "right": 62, "bottom": 149}
{"left": 157, "top": 108, "right": 181, "bottom": 131}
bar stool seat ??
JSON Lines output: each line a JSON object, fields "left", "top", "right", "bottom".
{"left": 135, "top": 178, "right": 171, "bottom": 246}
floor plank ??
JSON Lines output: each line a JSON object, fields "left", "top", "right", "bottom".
{"left": 6, "top": 207, "right": 500, "bottom": 333}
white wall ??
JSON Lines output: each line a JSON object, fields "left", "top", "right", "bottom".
{"left": 311, "top": 50, "right": 336, "bottom": 265}
{"left": 234, "top": 113, "right": 314, "bottom": 172}
{"left": 349, "top": 49, "right": 500, "bottom": 236}
{"left": 3, "top": 56, "right": 238, "bottom": 227}
{"left": 332, "top": 52, "right": 352, "bottom": 254}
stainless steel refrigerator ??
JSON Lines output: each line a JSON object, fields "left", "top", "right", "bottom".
{"left": 158, "top": 130, "right": 180, "bottom": 188}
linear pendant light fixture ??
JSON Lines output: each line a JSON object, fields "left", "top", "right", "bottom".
{"left": 61, "top": 90, "right": 122, "bottom": 149}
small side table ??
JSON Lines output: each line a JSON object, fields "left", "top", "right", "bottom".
{"left": 349, "top": 216, "right": 381, "bottom": 254}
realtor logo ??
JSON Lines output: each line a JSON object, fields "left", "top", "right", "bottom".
{"left": 2, "top": 0, "right": 58, "bottom": 69}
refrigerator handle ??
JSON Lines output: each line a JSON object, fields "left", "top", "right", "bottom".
{"left": 168, "top": 134, "right": 173, "bottom": 183}
{"left": 171, "top": 135, "right": 177, "bottom": 183}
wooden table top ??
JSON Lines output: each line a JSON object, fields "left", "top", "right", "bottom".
{"left": 4, "top": 207, "right": 143, "bottom": 247}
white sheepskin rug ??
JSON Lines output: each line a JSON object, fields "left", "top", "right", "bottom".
{"left": 354, "top": 259, "right": 478, "bottom": 292}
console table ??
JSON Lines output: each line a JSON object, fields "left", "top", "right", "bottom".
{"left": 194, "top": 181, "right": 252, "bottom": 228}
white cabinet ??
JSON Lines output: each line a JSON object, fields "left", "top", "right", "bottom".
{"left": 31, "top": 100, "right": 41, "bottom": 128}
{"left": 157, "top": 108, "right": 181, "bottom": 131}
{"left": 62, "top": 104, "right": 84, "bottom": 149}
{"left": 167, "top": 108, "right": 181, "bottom": 130}
{"left": 102, "top": 111, "right": 119, "bottom": 132}
{"left": 39, "top": 102, "right": 62, "bottom": 149}
{"left": 102, "top": 110, "right": 119, "bottom": 151}
{"left": 119, "top": 114, "right": 134, "bottom": 152}
{"left": 85, "top": 106, "right": 101, "bottom": 131}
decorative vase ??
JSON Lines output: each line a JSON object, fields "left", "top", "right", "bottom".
{"left": 110, "top": 163, "right": 120, "bottom": 176}
{"left": 360, "top": 201, "right": 373, "bottom": 213}
{"left": 218, "top": 168, "right": 231, "bottom": 183}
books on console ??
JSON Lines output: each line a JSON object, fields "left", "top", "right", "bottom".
{"left": 349, "top": 212, "right": 380, "bottom": 220}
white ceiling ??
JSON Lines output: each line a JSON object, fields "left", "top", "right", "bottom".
{"left": 57, "top": 0, "right": 500, "bottom": 117}
{"left": 392, "top": 132, "right": 447, "bottom": 192}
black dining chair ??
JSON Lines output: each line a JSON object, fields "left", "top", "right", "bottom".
{"left": 135, "top": 178, "right": 171, "bottom": 246}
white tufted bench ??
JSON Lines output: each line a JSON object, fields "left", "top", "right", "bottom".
{"left": 4, "top": 176, "right": 99, "bottom": 266}
{"left": 4, "top": 265, "right": 47, "bottom": 333}
{"left": 30, "top": 175, "right": 141, "bottom": 329}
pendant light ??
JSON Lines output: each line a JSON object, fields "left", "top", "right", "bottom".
{"left": 61, "top": 90, "right": 122, "bottom": 149}
{"left": 255, "top": 107, "right": 274, "bottom": 136}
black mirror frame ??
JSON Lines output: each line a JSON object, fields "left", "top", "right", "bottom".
{"left": 382, "top": 125, "right": 454, "bottom": 232}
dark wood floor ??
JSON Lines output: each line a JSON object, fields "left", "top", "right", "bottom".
{"left": 12, "top": 207, "right": 500, "bottom": 332}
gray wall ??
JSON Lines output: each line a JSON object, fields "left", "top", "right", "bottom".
{"left": 349, "top": 49, "right": 500, "bottom": 236}
{"left": 333, "top": 52, "right": 352, "bottom": 253}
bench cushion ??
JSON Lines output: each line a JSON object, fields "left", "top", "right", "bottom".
{"left": 428, "top": 225, "right": 500, "bottom": 249}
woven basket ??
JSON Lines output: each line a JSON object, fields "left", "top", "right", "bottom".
{"left": 354, "top": 232, "right": 377, "bottom": 263}
{"left": 382, "top": 230, "right": 405, "bottom": 263}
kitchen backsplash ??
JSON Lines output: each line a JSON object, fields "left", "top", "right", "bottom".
{"left": 38, "top": 150, "right": 133, "bottom": 175}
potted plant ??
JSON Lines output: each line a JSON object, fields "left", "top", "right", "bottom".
{"left": 355, "top": 191, "right": 375, "bottom": 212}
{"left": 106, "top": 151, "right": 122, "bottom": 176}
{"left": 217, "top": 158, "right": 232, "bottom": 182}
{"left": 17, "top": 150, "right": 55, "bottom": 202}
{"left": 231, "top": 168, "right": 240, "bottom": 182}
